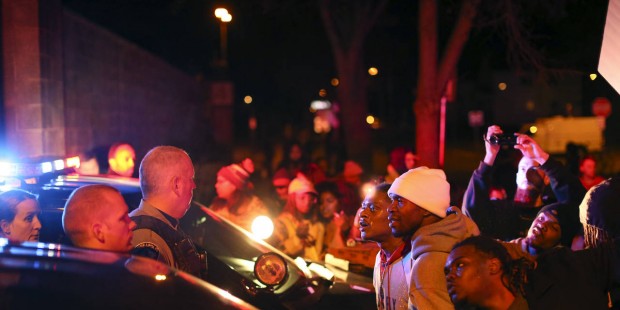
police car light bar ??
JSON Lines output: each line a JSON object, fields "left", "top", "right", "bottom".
{"left": 0, "top": 156, "right": 80, "bottom": 177}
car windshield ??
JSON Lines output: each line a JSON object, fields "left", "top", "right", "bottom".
{"left": 184, "top": 201, "right": 306, "bottom": 293}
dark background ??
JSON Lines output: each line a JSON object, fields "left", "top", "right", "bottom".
{"left": 60, "top": 0, "right": 619, "bottom": 155}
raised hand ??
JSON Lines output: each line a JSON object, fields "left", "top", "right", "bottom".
{"left": 484, "top": 125, "right": 503, "bottom": 166}
{"left": 514, "top": 134, "right": 549, "bottom": 165}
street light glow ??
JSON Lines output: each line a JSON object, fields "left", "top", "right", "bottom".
{"left": 214, "top": 8, "right": 228, "bottom": 18}
{"left": 221, "top": 13, "right": 232, "bottom": 22}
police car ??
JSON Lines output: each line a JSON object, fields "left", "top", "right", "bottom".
{"left": 0, "top": 238, "right": 256, "bottom": 310}
{"left": 0, "top": 157, "right": 373, "bottom": 309}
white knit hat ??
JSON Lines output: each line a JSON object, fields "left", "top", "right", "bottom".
{"left": 288, "top": 173, "right": 317, "bottom": 195}
{"left": 388, "top": 166, "right": 450, "bottom": 218}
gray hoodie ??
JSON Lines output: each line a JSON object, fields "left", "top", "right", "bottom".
{"left": 408, "top": 207, "right": 480, "bottom": 309}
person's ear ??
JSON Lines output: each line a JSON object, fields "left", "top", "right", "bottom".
{"left": 488, "top": 258, "right": 501, "bottom": 275}
{"left": 171, "top": 176, "right": 181, "bottom": 196}
{"left": 93, "top": 223, "right": 105, "bottom": 243}
{"left": 1, "top": 220, "right": 11, "bottom": 235}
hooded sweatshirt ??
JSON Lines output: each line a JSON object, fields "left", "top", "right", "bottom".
{"left": 408, "top": 207, "right": 480, "bottom": 310}
{"left": 373, "top": 240, "right": 412, "bottom": 310}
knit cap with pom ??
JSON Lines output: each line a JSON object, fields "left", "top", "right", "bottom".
{"left": 217, "top": 158, "right": 254, "bottom": 189}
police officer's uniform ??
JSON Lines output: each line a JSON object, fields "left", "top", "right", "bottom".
{"left": 130, "top": 200, "right": 205, "bottom": 278}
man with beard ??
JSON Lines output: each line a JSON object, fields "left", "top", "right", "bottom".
{"left": 497, "top": 190, "right": 612, "bottom": 309}
{"left": 359, "top": 183, "right": 408, "bottom": 309}
{"left": 502, "top": 202, "right": 570, "bottom": 260}
{"left": 388, "top": 167, "right": 479, "bottom": 309}
{"left": 462, "top": 125, "right": 585, "bottom": 245}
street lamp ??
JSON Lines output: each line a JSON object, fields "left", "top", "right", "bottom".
{"left": 214, "top": 8, "right": 232, "bottom": 67}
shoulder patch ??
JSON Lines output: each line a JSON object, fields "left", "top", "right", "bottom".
{"left": 132, "top": 242, "right": 162, "bottom": 261}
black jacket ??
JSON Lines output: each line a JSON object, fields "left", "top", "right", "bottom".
{"left": 462, "top": 158, "right": 586, "bottom": 242}
{"left": 525, "top": 246, "right": 612, "bottom": 310}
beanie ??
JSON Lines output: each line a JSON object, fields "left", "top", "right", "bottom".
{"left": 218, "top": 158, "right": 254, "bottom": 189}
{"left": 388, "top": 166, "right": 450, "bottom": 218}
{"left": 343, "top": 160, "right": 363, "bottom": 177}
{"left": 537, "top": 202, "right": 577, "bottom": 247}
{"left": 579, "top": 177, "right": 620, "bottom": 243}
{"left": 288, "top": 173, "right": 317, "bottom": 195}
{"left": 272, "top": 168, "right": 291, "bottom": 186}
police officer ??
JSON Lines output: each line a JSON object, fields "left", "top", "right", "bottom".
{"left": 130, "top": 146, "right": 205, "bottom": 277}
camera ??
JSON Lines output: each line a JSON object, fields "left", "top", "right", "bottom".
{"left": 489, "top": 134, "right": 517, "bottom": 146}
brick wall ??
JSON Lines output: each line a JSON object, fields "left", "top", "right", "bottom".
{"left": 62, "top": 11, "right": 206, "bottom": 158}
{"left": 2, "top": 0, "right": 66, "bottom": 157}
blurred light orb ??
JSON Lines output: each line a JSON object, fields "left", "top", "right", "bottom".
{"left": 526, "top": 100, "right": 535, "bottom": 111}
{"left": 244, "top": 96, "right": 252, "bottom": 104}
{"left": 590, "top": 73, "right": 597, "bottom": 81}
{"left": 310, "top": 100, "right": 331, "bottom": 111}
{"left": 319, "top": 89, "right": 327, "bottom": 97}
{"left": 361, "top": 182, "right": 375, "bottom": 197}
{"left": 368, "top": 67, "right": 378, "bottom": 76}
{"left": 366, "top": 115, "right": 375, "bottom": 125}
{"left": 529, "top": 125, "right": 538, "bottom": 134}
{"left": 214, "top": 8, "right": 228, "bottom": 18}
{"left": 249, "top": 116, "right": 257, "bottom": 130}
{"left": 221, "top": 13, "right": 232, "bottom": 22}
{"left": 251, "top": 216, "right": 274, "bottom": 240}
{"left": 498, "top": 82, "right": 507, "bottom": 91}
{"left": 331, "top": 78, "right": 339, "bottom": 87}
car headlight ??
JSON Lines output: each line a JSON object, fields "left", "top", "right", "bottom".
{"left": 254, "top": 252, "right": 287, "bottom": 286}
{"left": 251, "top": 215, "right": 274, "bottom": 240}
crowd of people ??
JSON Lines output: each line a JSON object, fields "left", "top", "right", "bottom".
{"left": 0, "top": 124, "right": 618, "bottom": 309}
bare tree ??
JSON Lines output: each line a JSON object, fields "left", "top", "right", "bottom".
{"left": 317, "top": 0, "right": 487, "bottom": 167}
{"left": 318, "top": 0, "right": 389, "bottom": 161}
{"left": 415, "top": 0, "right": 481, "bottom": 168}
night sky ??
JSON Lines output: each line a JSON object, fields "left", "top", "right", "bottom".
{"left": 61, "top": 0, "right": 617, "bottom": 147}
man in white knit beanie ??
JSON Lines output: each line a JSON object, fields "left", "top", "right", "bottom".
{"left": 388, "top": 167, "right": 479, "bottom": 310}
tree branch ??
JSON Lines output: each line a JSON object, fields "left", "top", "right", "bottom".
{"left": 503, "top": 0, "right": 545, "bottom": 74}
{"left": 436, "top": 0, "right": 481, "bottom": 96}
{"left": 319, "top": 0, "right": 345, "bottom": 63}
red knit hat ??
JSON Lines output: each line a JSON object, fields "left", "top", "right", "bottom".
{"left": 218, "top": 158, "right": 254, "bottom": 189}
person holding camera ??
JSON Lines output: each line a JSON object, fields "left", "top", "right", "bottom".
{"left": 462, "top": 125, "right": 586, "bottom": 246}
